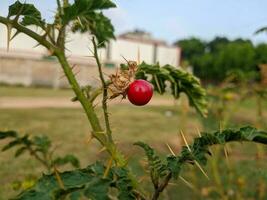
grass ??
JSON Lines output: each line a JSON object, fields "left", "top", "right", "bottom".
{"left": 0, "top": 86, "right": 267, "bottom": 199}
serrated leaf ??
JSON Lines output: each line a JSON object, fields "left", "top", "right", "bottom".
{"left": 91, "top": 0, "right": 116, "bottom": 10}
{"left": 136, "top": 62, "right": 208, "bottom": 117}
{"left": 53, "top": 154, "right": 80, "bottom": 168}
{"left": 61, "top": 0, "right": 116, "bottom": 46}
{"left": 83, "top": 178, "right": 111, "bottom": 200}
{"left": 12, "top": 161, "right": 138, "bottom": 200}
{"left": 134, "top": 142, "right": 167, "bottom": 187}
{"left": 71, "top": 12, "right": 115, "bottom": 47}
{"left": 0, "top": 130, "right": 17, "bottom": 139}
{"left": 13, "top": 162, "right": 108, "bottom": 200}
{"left": 112, "top": 167, "right": 136, "bottom": 200}
{"left": 167, "top": 126, "right": 267, "bottom": 180}
{"left": 8, "top": 1, "right": 45, "bottom": 27}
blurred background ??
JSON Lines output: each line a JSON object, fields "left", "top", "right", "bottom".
{"left": 0, "top": 0, "right": 267, "bottom": 199}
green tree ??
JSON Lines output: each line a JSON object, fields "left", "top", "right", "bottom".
{"left": 175, "top": 37, "right": 206, "bottom": 61}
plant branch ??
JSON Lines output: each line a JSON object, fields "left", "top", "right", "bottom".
{"left": 0, "top": 16, "right": 55, "bottom": 53}
{"left": 92, "top": 37, "right": 113, "bottom": 142}
{"left": 26, "top": 144, "right": 51, "bottom": 172}
{"left": 151, "top": 173, "right": 172, "bottom": 200}
{"left": 149, "top": 126, "right": 267, "bottom": 200}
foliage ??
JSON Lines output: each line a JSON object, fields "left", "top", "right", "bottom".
{"left": 135, "top": 62, "right": 208, "bottom": 117}
{"left": 1, "top": 1, "right": 267, "bottom": 200}
{"left": 175, "top": 37, "right": 267, "bottom": 82}
{"left": 175, "top": 37, "right": 206, "bottom": 60}
{"left": 6, "top": 126, "right": 267, "bottom": 200}
{"left": 0, "top": 130, "right": 80, "bottom": 171}
{"left": 5, "top": 0, "right": 115, "bottom": 47}
{"left": 136, "top": 126, "right": 267, "bottom": 198}
{"left": 12, "top": 162, "right": 138, "bottom": 200}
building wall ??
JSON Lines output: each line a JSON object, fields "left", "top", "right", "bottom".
{"left": 0, "top": 55, "right": 115, "bottom": 88}
{"left": 0, "top": 24, "right": 180, "bottom": 67}
{"left": 0, "top": 24, "right": 181, "bottom": 87}
{"left": 109, "top": 39, "right": 154, "bottom": 64}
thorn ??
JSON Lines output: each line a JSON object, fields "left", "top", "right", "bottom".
{"left": 196, "top": 127, "right": 202, "bottom": 138}
{"left": 33, "top": 43, "right": 41, "bottom": 49}
{"left": 88, "top": 46, "right": 94, "bottom": 55}
{"left": 194, "top": 161, "right": 210, "bottom": 180}
{"left": 71, "top": 64, "right": 77, "bottom": 70}
{"left": 121, "top": 55, "right": 129, "bottom": 63}
{"left": 166, "top": 143, "right": 176, "bottom": 156}
{"left": 179, "top": 176, "right": 196, "bottom": 190}
{"left": 77, "top": 16, "right": 84, "bottom": 29}
{"left": 53, "top": 166, "right": 65, "bottom": 189}
{"left": 86, "top": 134, "right": 94, "bottom": 144}
{"left": 73, "top": 70, "right": 81, "bottom": 77}
{"left": 180, "top": 130, "right": 209, "bottom": 180}
{"left": 6, "top": 24, "right": 12, "bottom": 52}
{"left": 137, "top": 47, "right": 140, "bottom": 65}
{"left": 97, "top": 40, "right": 105, "bottom": 47}
{"left": 180, "top": 130, "right": 190, "bottom": 150}
{"left": 58, "top": 73, "right": 67, "bottom": 80}
{"left": 97, "top": 146, "right": 107, "bottom": 154}
{"left": 103, "top": 157, "right": 113, "bottom": 178}
{"left": 10, "top": 30, "right": 20, "bottom": 41}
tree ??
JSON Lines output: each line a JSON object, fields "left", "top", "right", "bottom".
{"left": 175, "top": 37, "right": 206, "bottom": 61}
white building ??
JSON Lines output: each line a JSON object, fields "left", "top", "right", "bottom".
{"left": 0, "top": 25, "right": 181, "bottom": 87}
{"left": 0, "top": 25, "right": 181, "bottom": 66}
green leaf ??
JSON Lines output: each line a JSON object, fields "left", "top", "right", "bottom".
{"left": 33, "top": 135, "right": 51, "bottom": 154}
{"left": 71, "top": 12, "right": 115, "bottom": 47}
{"left": 0, "top": 130, "right": 17, "bottom": 139}
{"left": 1, "top": 134, "right": 30, "bottom": 151}
{"left": 136, "top": 62, "right": 208, "bottom": 117}
{"left": 91, "top": 0, "right": 116, "bottom": 10}
{"left": 53, "top": 154, "right": 80, "bottom": 168}
{"left": 13, "top": 162, "right": 109, "bottom": 200}
{"left": 8, "top": 1, "right": 45, "bottom": 27}
{"left": 134, "top": 142, "right": 167, "bottom": 186}
{"left": 83, "top": 178, "right": 111, "bottom": 200}
{"left": 14, "top": 146, "right": 28, "bottom": 157}
{"left": 61, "top": 0, "right": 116, "bottom": 46}
{"left": 12, "top": 161, "right": 139, "bottom": 200}
{"left": 112, "top": 167, "right": 136, "bottom": 200}
{"left": 167, "top": 126, "right": 267, "bottom": 179}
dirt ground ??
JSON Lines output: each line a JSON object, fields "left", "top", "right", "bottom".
{"left": 0, "top": 97, "right": 174, "bottom": 108}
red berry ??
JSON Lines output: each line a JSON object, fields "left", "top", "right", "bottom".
{"left": 127, "top": 79, "right": 153, "bottom": 106}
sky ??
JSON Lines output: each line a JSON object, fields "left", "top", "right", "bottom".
{"left": 1, "top": 0, "right": 267, "bottom": 45}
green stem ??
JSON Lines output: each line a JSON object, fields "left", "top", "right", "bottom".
{"left": 0, "top": 15, "right": 127, "bottom": 167}
{"left": 92, "top": 37, "right": 113, "bottom": 142}
{"left": 55, "top": 52, "right": 103, "bottom": 131}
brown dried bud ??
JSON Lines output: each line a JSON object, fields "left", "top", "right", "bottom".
{"left": 108, "top": 61, "right": 138, "bottom": 99}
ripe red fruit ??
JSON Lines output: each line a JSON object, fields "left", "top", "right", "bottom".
{"left": 127, "top": 79, "right": 153, "bottom": 106}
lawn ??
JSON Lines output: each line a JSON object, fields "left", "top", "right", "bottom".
{"left": 0, "top": 86, "right": 267, "bottom": 199}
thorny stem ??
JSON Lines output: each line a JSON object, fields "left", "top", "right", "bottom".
{"left": 92, "top": 37, "right": 113, "bottom": 142}
{"left": 0, "top": 15, "right": 127, "bottom": 167}
{"left": 151, "top": 173, "right": 172, "bottom": 200}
